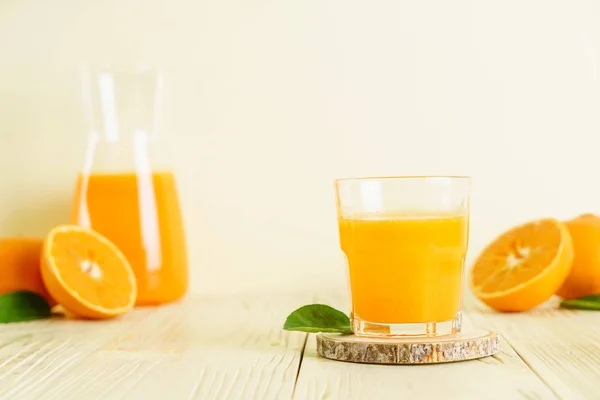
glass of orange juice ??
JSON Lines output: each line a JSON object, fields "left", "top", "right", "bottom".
{"left": 72, "top": 66, "right": 188, "bottom": 306}
{"left": 335, "top": 176, "right": 471, "bottom": 337}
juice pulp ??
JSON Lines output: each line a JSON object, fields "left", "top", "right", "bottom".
{"left": 338, "top": 212, "right": 468, "bottom": 324}
{"left": 71, "top": 171, "right": 188, "bottom": 305}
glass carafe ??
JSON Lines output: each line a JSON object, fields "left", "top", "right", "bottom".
{"left": 71, "top": 66, "right": 188, "bottom": 305}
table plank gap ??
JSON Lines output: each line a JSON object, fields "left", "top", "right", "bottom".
{"left": 291, "top": 333, "right": 309, "bottom": 399}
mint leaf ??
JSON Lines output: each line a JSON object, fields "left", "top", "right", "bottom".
{"left": 283, "top": 304, "right": 352, "bottom": 334}
{"left": 560, "top": 294, "right": 600, "bottom": 310}
{"left": 0, "top": 291, "right": 52, "bottom": 323}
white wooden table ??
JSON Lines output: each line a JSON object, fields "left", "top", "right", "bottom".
{"left": 0, "top": 292, "right": 598, "bottom": 400}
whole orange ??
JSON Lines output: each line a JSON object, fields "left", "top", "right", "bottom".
{"left": 556, "top": 213, "right": 600, "bottom": 299}
{"left": 0, "top": 237, "right": 55, "bottom": 306}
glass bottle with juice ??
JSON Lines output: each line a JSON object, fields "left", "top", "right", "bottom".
{"left": 71, "top": 67, "right": 188, "bottom": 305}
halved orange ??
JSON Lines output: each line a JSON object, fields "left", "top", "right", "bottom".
{"left": 41, "top": 225, "right": 137, "bottom": 319}
{"left": 469, "top": 218, "right": 573, "bottom": 312}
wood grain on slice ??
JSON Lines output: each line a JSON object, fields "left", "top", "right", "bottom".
{"left": 468, "top": 297, "right": 600, "bottom": 400}
{"left": 294, "top": 312, "right": 558, "bottom": 400}
{"left": 317, "top": 329, "right": 499, "bottom": 365}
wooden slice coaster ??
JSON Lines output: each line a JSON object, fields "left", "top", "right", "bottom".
{"left": 316, "top": 328, "right": 499, "bottom": 365}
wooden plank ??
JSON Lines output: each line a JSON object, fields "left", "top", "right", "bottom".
{"left": 0, "top": 307, "right": 157, "bottom": 399}
{"left": 294, "top": 312, "right": 557, "bottom": 400}
{"left": 0, "top": 294, "right": 309, "bottom": 400}
{"left": 468, "top": 297, "right": 600, "bottom": 400}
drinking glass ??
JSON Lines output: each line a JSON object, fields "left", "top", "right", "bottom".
{"left": 335, "top": 176, "right": 471, "bottom": 337}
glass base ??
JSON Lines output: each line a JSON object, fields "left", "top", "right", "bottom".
{"left": 353, "top": 312, "right": 462, "bottom": 338}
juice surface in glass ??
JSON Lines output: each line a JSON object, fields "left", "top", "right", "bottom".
{"left": 71, "top": 171, "right": 188, "bottom": 305}
{"left": 339, "top": 211, "right": 468, "bottom": 324}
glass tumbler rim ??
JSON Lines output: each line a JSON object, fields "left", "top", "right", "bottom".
{"left": 335, "top": 175, "right": 471, "bottom": 184}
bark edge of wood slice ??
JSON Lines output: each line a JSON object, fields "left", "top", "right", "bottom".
{"left": 316, "top": 328, "right": 499, "bottom": 365}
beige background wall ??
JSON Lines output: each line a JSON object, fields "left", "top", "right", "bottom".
{"left": 1, "top": 0, "right": 600, "bottom": 295}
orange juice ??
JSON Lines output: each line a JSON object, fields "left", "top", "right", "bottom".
{"left": 71, "top": 171, "right": 188, "bottom": 305}
{"left": 339, "top": 212, "right": 468, "bottom": 324}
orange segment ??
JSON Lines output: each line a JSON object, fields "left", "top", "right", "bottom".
{"left": 469, "top": 218, "right": 573, "bottom": 312}
{"left": 41, "top": 225, "right": 137, "bottom": 319}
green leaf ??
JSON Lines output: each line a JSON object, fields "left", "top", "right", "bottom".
{"left": 560, "top": 294, "right": 600, "bottom": 310}
{"left": 0, "top": 291, "right": 52, "bottom": 323}
{"left": 283, "top": 304, "right": 352, "bottom": 334}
